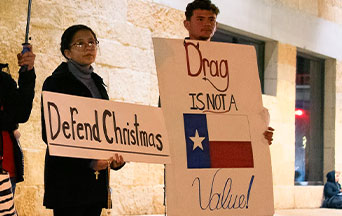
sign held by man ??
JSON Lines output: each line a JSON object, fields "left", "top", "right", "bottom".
{"left": 154, "top": 1, "right": 274, "bottom": 215}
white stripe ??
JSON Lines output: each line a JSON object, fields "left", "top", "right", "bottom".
{"left": 0, "top": 174, "right": 16, "bottom": 216}
{"left": 206, "top": 114, "right": 251, "bottom": 141}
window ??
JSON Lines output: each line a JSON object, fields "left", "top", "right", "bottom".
{"left": 211, "top": 28, "right": 265, "bottom": 92}
{"left": 295, "top": 53, "right": 324, "bottom": 185}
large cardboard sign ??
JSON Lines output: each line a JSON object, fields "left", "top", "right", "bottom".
{"left": 153, "top": 38, "right": 274, "bottom": 215}
{"left": 42, "top": 91, "right": 170, "bottom": 164}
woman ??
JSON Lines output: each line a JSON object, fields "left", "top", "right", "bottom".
{"left": 323, "top": 170, "right": 342, "bottom": 209}
{"left": 41, "top": 25, "right": 125, "bottom": 216}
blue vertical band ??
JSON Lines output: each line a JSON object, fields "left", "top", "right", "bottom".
{"left": 183, "top": 114, "right": 211, "bottom": 168}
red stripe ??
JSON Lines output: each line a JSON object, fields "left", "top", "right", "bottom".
{"left": 1, "top": 131, "right": 16, "bottom": 177}
{"left": 209, "top": 141, "right": 254, "bottom": 168}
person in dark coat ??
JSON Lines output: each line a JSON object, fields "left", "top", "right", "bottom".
{"left": 0, "top": 45, "right": 36, "bottom": 193}
{"left": 323, "top": 170, "right": 342, "bottom": 208}
{"left": 41, "top": 25, "right": 125, "bottom": 216}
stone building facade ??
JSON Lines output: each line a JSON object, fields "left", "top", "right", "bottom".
{"left": 0, "top": 0, "right": 342, "bottom": 215}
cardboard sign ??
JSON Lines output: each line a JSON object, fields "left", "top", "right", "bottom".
{"left": 153, "top": 38, "right": 274, "bottom": 215}
{"left": 42, "top": 91, "right": 170, "bottom": 164}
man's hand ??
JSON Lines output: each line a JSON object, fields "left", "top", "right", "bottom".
{"left": 263, "top": 127, "right": 274, "bottom": 145}
{"left": 17, "top": 45, "right": 36, "bottom": 71}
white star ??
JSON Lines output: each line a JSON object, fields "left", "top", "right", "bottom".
{"left": 190, "top": 130, "right": 205, "bottom": 151}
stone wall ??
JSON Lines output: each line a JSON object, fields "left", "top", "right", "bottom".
{"left": 335, "top": 60, "right": 342, "bottom": 172}
{"left": 263, "top": 42, "right": 297, "bottom": 208}
{"left": 1, "top": 0, "right": 342, "bottom": 215}
{"left": 264, "top": 0, "right": 342, "bottom": 205}
{"left": 264, "top": 0, "right": 342, "bottom": 24}
{"left": 0, "top": 0, "right": 186, "bottom": 215}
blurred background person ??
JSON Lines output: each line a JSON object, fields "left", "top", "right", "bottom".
{"left": 323, "top": 170, "right": 342, "bottom": 208}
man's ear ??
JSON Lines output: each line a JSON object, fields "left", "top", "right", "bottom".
{"left": 184, "top": 20, "right": 190, "bottom": 31}
{"left": 64, "top": 49, "right": 71, "bottom": 59}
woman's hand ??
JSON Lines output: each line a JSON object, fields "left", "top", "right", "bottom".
{"left": 90, "top": 159, "right": 108, "bottom": 171}
{"left": 90, "top": 153, "right": 125, "bottom": 171}
{"left": 111, "top": 153, "right": 125, "bottom": 169}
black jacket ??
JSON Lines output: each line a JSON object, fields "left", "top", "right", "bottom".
{"left": 41, "top": 62, "right": 114, "bottom": 208}
{"left": 323, "top": 170, "right": 342, "bottom": 208}
{"left": 324, "top": 171, "right": 341, "bottom": 199}
{"left": 0, "top": 68, "right": 36, "bottom": 183}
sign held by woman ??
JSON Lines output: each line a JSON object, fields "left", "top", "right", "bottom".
{"left": 42, "top": 91, "right": 170, "bottom": 164}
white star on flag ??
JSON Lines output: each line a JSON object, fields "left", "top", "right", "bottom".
{"left": 190, "top": 130, "right": 205, "bottom": 151}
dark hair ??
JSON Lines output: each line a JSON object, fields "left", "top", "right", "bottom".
{"left": 185, "top": 0, "right": 220, "bottom": 20}
{"left": 60, "top": 24, "right": 98, "bottom": 59}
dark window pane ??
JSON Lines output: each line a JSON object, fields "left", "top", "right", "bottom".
{"left": 212, "top": 29, "right": 265, "bottom": 93}
{"left": 295, "top": 53, "right": 324, "bottom": 185}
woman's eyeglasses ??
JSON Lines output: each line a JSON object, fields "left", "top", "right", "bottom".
{"left": 70, "top": 40, "right": 99, "bottom": 50}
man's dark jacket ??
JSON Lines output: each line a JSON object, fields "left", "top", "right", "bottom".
{"left": 0, "top": 68, "right": 36, "bottom": 183}
{"left": 41, "top": 62, "right": 114, "bottom": 209}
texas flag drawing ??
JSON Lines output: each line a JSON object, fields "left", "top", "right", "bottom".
{"left": 183, "top": 113, "right": 254, "bottom": 169}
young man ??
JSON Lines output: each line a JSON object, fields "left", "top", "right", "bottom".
{"left": 184, "top": 0, "right": 219, "bottom": 41}
{"left": 183, "top": 0, "right": 274, "bottom": 144}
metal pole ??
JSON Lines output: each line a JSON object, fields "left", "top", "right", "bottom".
{"left": 20, "top": 0, "right": 33, "bottom": 72}
{"left": 24, "top": 0, "right": 32, "bottom": 45}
